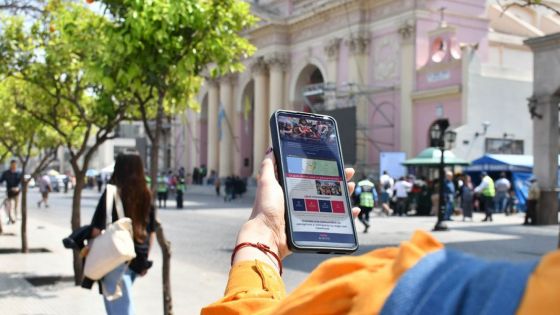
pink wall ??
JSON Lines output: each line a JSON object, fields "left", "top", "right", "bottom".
{"left": 368, "top": 91, "right": 400, "bottom": 165}
{"left": 412, "top": 97, "right": 462, "bottom": 154}
{"left": 416, "top": 7, "right": 489, "bottom": 68}
{"left": 337, "top": 44, "right": 349, "bottom": 85}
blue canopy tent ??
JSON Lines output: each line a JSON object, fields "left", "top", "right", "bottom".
{"left": 464, "top": 154, "right": 560, "bottom": 211}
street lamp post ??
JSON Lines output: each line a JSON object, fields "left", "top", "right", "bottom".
{"left": 430, "top": 119, "right": 456, "bottom": 231}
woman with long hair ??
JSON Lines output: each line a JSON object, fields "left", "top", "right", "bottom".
{"left": 90, "top": 153, "right": 155, "bottom": 315}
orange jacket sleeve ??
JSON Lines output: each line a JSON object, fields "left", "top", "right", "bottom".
{"left": 203, "top": 230, "right": 560, "bottom": 315}
{"left": 202, "top": 230, "right": 442, "bottom": 315}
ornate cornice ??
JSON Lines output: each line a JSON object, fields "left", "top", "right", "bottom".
{"left": 398, "top": 20, "right": 415, "bottom": 42}
{"left": 251, "top": 57, "right": 268, "bottom": 75}
{"left": 347, "top": 32, "right": 370, "bottom": 55}
{"left": 219, "top": 73, "right": 239, "bottom": 85}
{"left": 265, "top": 53, "right": 289, "bottom": 71}
{"left": 204, "top": 76, "right": 220, "bottom": 88}
{"left": 324, "top": 37, "right": 342, "bottom": 59}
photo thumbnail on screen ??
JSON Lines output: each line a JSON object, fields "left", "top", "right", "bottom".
{"left": 278, "top": 115, "right": 336, "bottom": 143}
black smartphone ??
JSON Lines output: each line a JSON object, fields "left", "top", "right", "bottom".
{"left": 270, "top": 110, "right": 359, "bottom": 254}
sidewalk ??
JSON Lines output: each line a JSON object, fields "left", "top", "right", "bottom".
{"left": 1, "top": 190, "right": 559, "bottom": 314}
{"left": 0, "top": 214, "right": 224, "bottom": 315}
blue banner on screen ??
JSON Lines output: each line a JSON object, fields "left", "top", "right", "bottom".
{"left": 277, "top": 112, "right": 356, "bottom": 247}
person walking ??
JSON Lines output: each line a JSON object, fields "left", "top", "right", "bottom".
{"left": 176, "top": 178, "right": 185, "bottom": 209}
{"left": 37, "top": 174, "right": 52, "bottom": 208}
{"left": 355, "top": 176, "right": 377, "bottom": 233}
{"left": 494, "top": 172, "right": 511, "bottom": 213}
{"left": 0, "top": 160, "right": 21, "bottom": 224}
{"left": 394, "top": 177, "right": 412, "bottom": 216}
{"left": 89, "top": 153, "right": 155, "bottom": 315}
{"left": 474, "top": 172, "right": 495, "bottom": 222}
{"left": 460, "top": 175, "right": 474, "bottom": 221}
{"left": 525, "top": 177, "right": 539, "bottom": 225}
{"left": 202, "top": 151, "right": 560, "bottom": 315}
{"left": 156, "top": 173, "right": 168, "bottom": 208}
{"left": 379, "top": 171, "right": 394, "bottom": 216}
{"left": 443, "top": 171, "right": 455, "bottom": 221}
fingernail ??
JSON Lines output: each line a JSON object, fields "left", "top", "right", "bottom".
{"left": 265, "top": 147, "right": 273, "bottom": 155}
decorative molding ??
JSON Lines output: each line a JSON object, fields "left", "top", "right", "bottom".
{"left": 411, "top": 85, "right": 461, "bottom": 101}
{"left": 398, "top": 20, "right": 415, "bottom": 42}
{"left": 219, "top": 73, "right": 239, "bottom": 85}
{"left": 373, "top": 36, "right": 399, "bottom": 82}
{"left": 205, "top": 76, "right": 220, "bottom": 88}
{"left": 251, "top": 57, "right": 268, "bottom": 75}
{"left": 265, "top": 53, "right": 289, "bottom": 71}
{"left": 347, "top": 32, "right": 370, "bottom": 55}
{"left": 324, "top": 38, "right": 342, "bottom": 59}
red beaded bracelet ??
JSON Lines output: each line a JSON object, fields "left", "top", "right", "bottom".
{"left": 231, "top": 242, "right": 283, "bottom": 275}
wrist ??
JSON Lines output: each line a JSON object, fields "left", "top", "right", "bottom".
{"left": 236, "top": 219, "right": 279, "bottom": 255}
{"left": 233, "top": 220, "right": 282, "bottom": 273}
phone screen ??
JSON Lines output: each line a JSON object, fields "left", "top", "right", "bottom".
{"left": 276, "top": 112, "right": 357, "bottom": 250}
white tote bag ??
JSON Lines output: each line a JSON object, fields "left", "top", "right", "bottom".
{"left": 84, "top": 184, "right": 136, "bottom": 281}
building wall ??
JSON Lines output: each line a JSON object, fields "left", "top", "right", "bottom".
{"left": 178, "top": 0, "right": 560, "bottom": 180}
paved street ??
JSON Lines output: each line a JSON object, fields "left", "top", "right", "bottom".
{"left": 0, "top": 186, "right": 559, "bottom": 314}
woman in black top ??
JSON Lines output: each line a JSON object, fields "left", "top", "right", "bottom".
{"left": 90, "top": 153, "right": 155, "bottom": 315}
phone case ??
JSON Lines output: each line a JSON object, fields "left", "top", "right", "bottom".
{"left": 269, "top": 109, "right": 359, "bottom": 254}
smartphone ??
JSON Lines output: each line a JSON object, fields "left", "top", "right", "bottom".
{"left": 270, "top": 110, "right": 359, "bottom": 254}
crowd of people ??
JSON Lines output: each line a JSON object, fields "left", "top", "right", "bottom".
{"left": 278, "top": 116, "right": 336, "bottom": 142}
{"left": 315, "top": 180, "right": 342, "bottom": 196}
{"left": 350, "top": 169, "right": 538, "bottom": 232}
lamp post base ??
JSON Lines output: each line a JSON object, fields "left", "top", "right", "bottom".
{"left": 433, "top": 220, "right": 449, "bottom": 231}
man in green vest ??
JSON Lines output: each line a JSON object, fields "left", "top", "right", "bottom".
{"left": 355, "top": 176, "right": 378, "bottom": 233}
{"left": 474, "top": 172, "right": 495, "bottom": 222}
{"left": 157, "top": 173, "right": 168, "bottom": 208}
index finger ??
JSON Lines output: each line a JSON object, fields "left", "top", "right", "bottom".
{"left": 258, "top": 148, "right": 276, "bottom": 184}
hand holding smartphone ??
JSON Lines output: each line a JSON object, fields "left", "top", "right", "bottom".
{"left": 270, "top": 110, "right": 359, "bottom": 254}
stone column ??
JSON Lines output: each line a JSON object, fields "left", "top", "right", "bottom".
{"left": 325, "top": 38, "right": 341, "bottom": 84}
{"left": 347, "top": 32, "right": 370, "bottom": 173}
{"left": 525, "top": 33, "right": 560, "bottom": 226}
{"left": 266, "top": 53, "right": 288, "bottom": 118}
{"left": 206, "top": 79, "right": 220, "bottom": 176}
{"left": 252, "top": 58, "right": 269, "bottom": 177}
{"left": 531, "top": 94, "right": 559, "bottom": 225}
{"left": 219, "top": 75, "right": 235, "bottom": 177}
{"left": 398, "top": 22, "right": 415, "bottom": 157}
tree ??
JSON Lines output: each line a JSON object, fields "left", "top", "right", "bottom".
{"left": 0, "top": 78, "right": 60, "bottom": 252}
{"left": 91, "top": 1, "right": 256, "bottom": 313}
{"left": 0, "top": 0, "right": 45, "bottom": 15}
{"left": 0, "top": 3, "right": 129, "bottom": 283}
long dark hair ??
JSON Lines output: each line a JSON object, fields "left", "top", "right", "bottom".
{"left": 111, "top": 153, "right": 151, "bottom": 243}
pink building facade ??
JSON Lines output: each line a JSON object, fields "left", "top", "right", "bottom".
{"left": 174, "top": 0, "right": 560, "bottom": 180}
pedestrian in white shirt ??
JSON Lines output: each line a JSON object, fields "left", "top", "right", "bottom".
{"left": 379, "top": 171, "right": 394, "bottom": 216}
{"left": 394, "top": 177, "right": 412, "bottom": 216}
{"left": 37, "top": 174, "right": 52, "bottom": 208}
{"left": 494, "top": 173, "right": 511, "bottom": 213}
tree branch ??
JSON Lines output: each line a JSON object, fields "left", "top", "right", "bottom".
{"left": 499, "top": 0, "right": 560, "bottom": 16}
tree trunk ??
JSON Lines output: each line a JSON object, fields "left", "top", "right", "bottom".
{"left": 156, "top": 223, "right": 172, "bottom": 315}
{"left": 150, "top": 91, "right": 173, "bottom": 315}
{"left": 71, "top": 172, "right": 86, "bottom": 285}
{"left": 21, "top": 180, "right": 28, "bottom": 253}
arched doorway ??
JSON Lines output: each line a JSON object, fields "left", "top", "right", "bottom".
{"left": 199, "top": 94, "right": 208, "bottom": 168}
{"left": 293, "top": 64, "right": 325, "bottom": 112}
{"left": 239, "top": 80, "right": 254, "bottom": 178}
